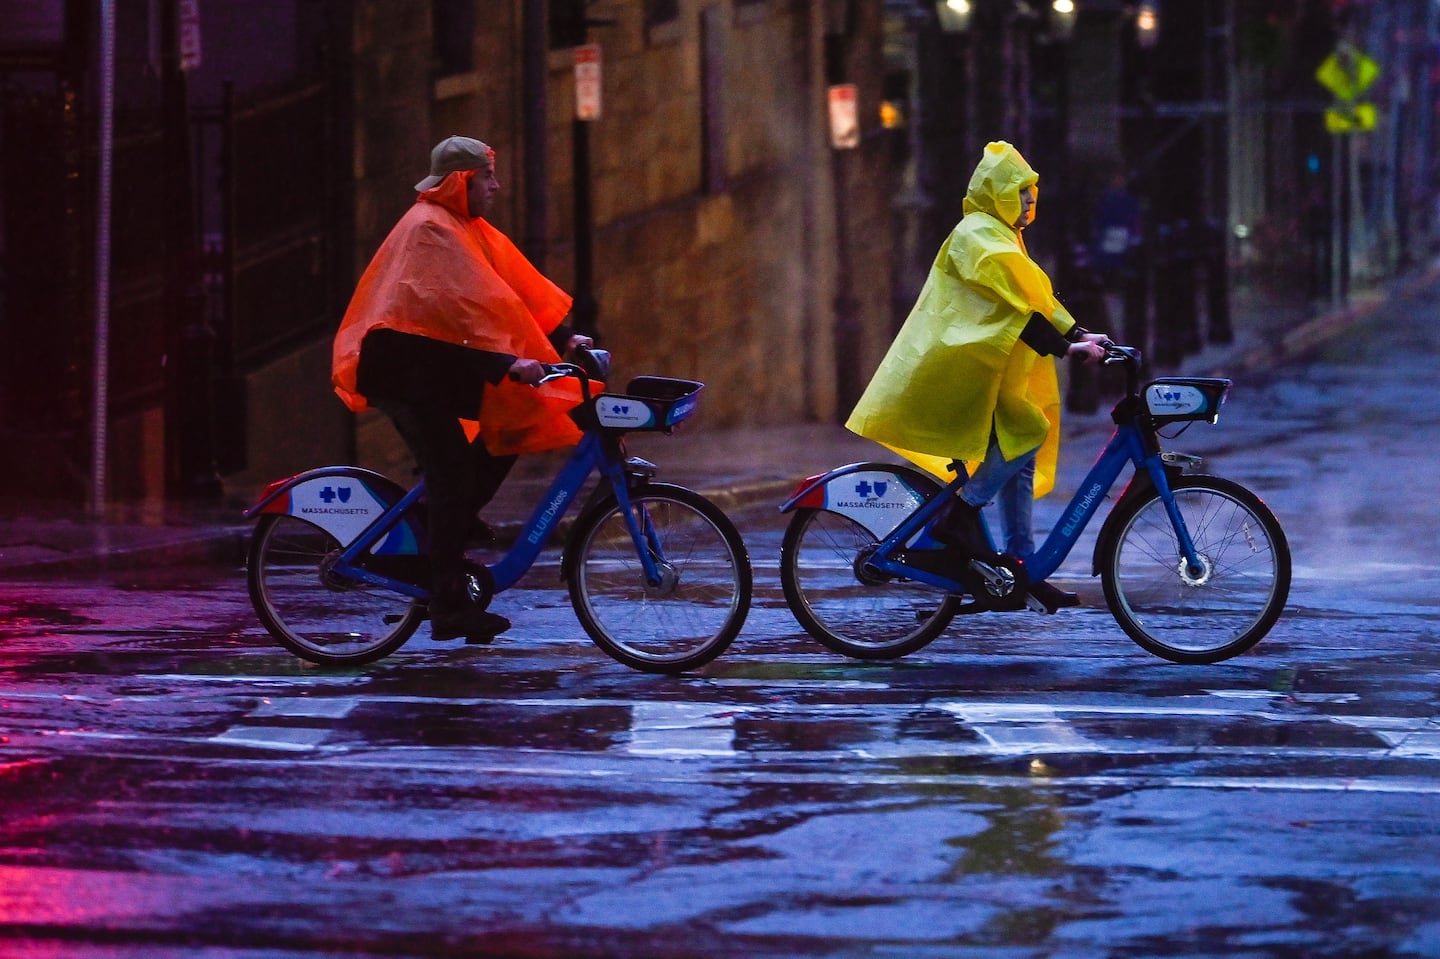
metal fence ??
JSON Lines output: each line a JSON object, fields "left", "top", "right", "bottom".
{"left": 0, "top": 70, "right": 345, "bottom": 500}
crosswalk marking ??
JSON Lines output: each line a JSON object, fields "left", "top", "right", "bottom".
{"left": 627, "top": 702, "right": 746, "bottom": 756}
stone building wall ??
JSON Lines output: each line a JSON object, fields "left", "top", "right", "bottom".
{"left": 338, "top": 0, "right": 896, "bottom": 479}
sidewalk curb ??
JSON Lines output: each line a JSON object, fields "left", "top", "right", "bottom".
{"left": 0, "top": 525, "right": 250, "bottom": 577}
{"left": 1221, "top": 259, "right": 1440, "bottom": 376}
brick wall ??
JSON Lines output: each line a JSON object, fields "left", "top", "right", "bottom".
{"left": 336, "top": 0, "right": 896, "bottom": 480}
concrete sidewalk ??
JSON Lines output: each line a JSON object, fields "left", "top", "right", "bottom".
{"left": 1, "top": 264, "right": 1426, "bottom": 577}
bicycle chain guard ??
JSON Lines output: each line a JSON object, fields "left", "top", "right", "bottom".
{"left": 958, "top": 554, "right": 1031, "bottom": 613}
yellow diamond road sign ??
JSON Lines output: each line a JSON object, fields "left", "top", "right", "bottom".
{"left": 1316, "top": 46, "right": 1379, "bottom": 100}
{"left": 1317, "top": 45, "right": 1379, "bottom": 135}
{"left": 1325, "top": 102, "right": 1377, "bottom": 133}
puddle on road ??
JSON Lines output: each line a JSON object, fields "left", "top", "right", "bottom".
{"left": 0, "top": 599, "right": 100, "bottom": 635}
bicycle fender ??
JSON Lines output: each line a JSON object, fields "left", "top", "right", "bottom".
{"left": 243, "top": 466, "right": 425, "bottom": 556}
{"left": 779, "top": 461, "right": 942, "bottom": 540}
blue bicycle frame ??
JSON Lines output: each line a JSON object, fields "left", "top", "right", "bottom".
{"left": 858, "top": 420, "right": 1201, "bottom": 594}
{"left": 323, "top": 430, "right": 663, "bottom": 600}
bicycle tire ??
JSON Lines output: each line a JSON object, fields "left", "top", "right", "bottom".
{"left": 780, "top": 508, "right": 962, "bottom": 659}
{"left": 247, "top": 513, "right": 423, "bottom": 666}
{"left": 565, "top": 484, "right": 751, "bottom": 674}
{"left": 1099, "top": 474, "right": 1291, "bottom": 664}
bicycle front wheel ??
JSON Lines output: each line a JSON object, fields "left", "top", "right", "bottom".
{"left": 247, "top": 514, "right": 423, "bottom": 666}
{"left": 780, "top": 508, "right": 961, "bottom": 659}
{"left": 566, "top": 484, "right": 751, "bottom": 674}
{"left": 1100, "top": 474, "right": 1291, "bottom": 664}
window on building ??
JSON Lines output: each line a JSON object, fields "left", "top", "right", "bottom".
{"left": 432, "top": 0, "right": 474, "bottom": 76}
{"left": 551, "top": 0, "right": 587, "bottom": 48}
{"left": 646, "top": 0, "right": 679, "bottom": 30}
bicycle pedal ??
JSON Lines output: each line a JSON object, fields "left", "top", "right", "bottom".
{"left": 464, "top": 634, "right": 497, "bottom": 645}
{"left": 1023, "top": 594, "right": 1052, "bottom": 615}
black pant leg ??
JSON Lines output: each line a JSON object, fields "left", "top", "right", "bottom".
{"left": 374, "top": 399, "right": 476, "bottom": 589}
{"left": 469, "top": 443, "right": 517, "bottom": 515}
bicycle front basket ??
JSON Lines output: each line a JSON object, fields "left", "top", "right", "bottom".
{"left": 591, "top": 376, "right": 704, "bottom": 432}
{"left": 1144, "top": 377, "right": 1231, "bottom": 424}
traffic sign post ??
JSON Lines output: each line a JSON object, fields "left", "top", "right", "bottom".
{"left": 571, "top": 44, "right": 602, "bottom": 337}
{"left": 1315, "top": 43, "right": 1380, "bottom": 306}
{"left": 1316, "top": 43, "right": 1379, "bottom": 134}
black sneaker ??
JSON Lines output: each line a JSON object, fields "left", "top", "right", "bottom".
{"left": 430, "top": 602, "right": 511, "bottom": 642}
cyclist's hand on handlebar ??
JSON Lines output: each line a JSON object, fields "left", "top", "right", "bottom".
{"left": 507, "top": 358, "right": 546, "bottom": 385}
{"left": 1067, "top": 338, "right": 1109, "bottom": 365}
{"left": 566, "top": 333, "right": 594, "bottom": 352}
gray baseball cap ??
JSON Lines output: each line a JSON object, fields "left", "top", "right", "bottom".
{"left": 415, "top": 136, "right": 494, "bottom": 192}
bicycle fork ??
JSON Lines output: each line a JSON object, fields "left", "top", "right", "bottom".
{"left": 602, "top": 455, "right": 672, "bottom": 590}
{"left": 1143, "top": 453, "right": 1207, "bottom": 578}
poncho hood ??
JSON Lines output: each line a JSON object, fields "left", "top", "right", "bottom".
{"left": 961, "top": 141, "right": 1039, "bottom": 229}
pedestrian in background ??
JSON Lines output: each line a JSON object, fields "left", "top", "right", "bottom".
{"left": 846, "top": 141, "right": 1108, "bottom": 611}
{"left": 332, "top": 136, "right": 592, "bottom": 641}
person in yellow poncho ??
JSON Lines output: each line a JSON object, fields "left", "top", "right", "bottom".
{"left": 846, "top": 141, "right": 1109, "bottom": 610}
{"left": 333, "top": 136, "right": 593, "bottom": 641}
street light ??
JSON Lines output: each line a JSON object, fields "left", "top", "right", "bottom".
{"left": 1050, "top": 0, "right": 1077, "bottom": 42}
{"left": 935, "top": 0, "right": 972, "bottom": 33}
{"left": 1135, "top": 1, "right": 1159, "bottom": 50}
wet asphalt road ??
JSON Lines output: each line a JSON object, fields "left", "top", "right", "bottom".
{"left": 3, "top": 285, "right": 1440, "bottom": 957}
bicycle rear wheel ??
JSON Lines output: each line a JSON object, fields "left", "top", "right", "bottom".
{"left": 247, "top": 514, "right": 423, "bottom": 666}
{"left": 780, "top": 508, "right": 961, "bottom": 659}
{"left": 566, "top": 484, "right": 751, "bottom": 674}
{"left": 1100, "top": 474, "right": 1291, "bottom": 664}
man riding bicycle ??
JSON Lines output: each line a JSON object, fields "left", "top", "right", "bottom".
{"left": 332, "top": 136, "right": 592, "bottom": 641}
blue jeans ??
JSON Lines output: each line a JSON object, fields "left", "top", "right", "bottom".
{"left": 958, "top": 435, "right": 1039, "bottom": 559}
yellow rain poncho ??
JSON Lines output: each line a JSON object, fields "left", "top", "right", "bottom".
{"left": 845, "top": 141, "right": 1076, "bottom": 496}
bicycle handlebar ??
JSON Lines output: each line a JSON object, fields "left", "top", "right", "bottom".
{"left": 1103, "top": 343, "right": 1141, "bottom": 366}
{"left": 1098, "top": 343, "right": 1147, "bottom": 397}
{"left": 535, "top": 363, "right": 583, "bottom": 386}
{"left": 510, "top": 346, "right": 609, "bottom": 402}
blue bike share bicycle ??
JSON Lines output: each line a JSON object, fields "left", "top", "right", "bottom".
{"left": 778, "top": 344, "right": 1290, "bottom": 664}
{"left": 243, "top": 351, "right": 752, "bottom": 673}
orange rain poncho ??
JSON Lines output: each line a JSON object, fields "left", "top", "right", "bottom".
{"left": 845, "top": 141, "right": 1077, "bottom": 496}
{"left": 332, "top": 172, "right": 586, "bottom": 456}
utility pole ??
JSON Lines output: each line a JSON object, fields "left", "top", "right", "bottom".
{"left": 91, "top": 0, "right": 116, "bottom": 517}
{"left": 160, "top": 0, "right": 221, "bottom": 500}
{"left": 522, "top": 0, "right": 549, "bottom": 270}
{"left": 552, "top": 0, "right": 608, "bottom": 339}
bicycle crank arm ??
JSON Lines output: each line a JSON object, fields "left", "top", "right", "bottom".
{"left": 966, "top": 557, "right": 1039, "bottom": 613}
